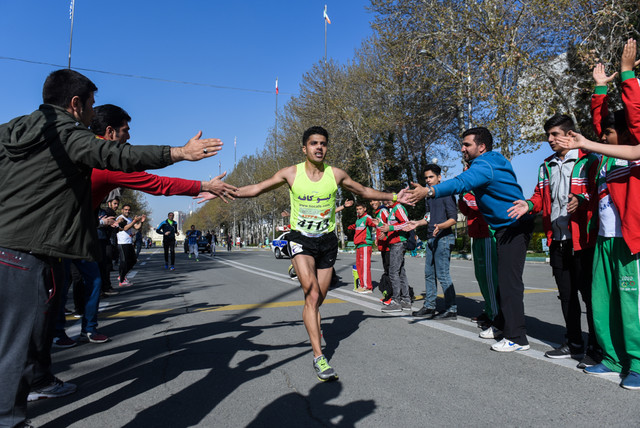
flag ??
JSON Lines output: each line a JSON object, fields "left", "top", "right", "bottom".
{"left": 323, "top": 5, "right": 331, "bottom": 24}
{"left": 69, "top": 0, "right": 74, "bottom": 20}
{"left": 275, "top": 78, "right": 279, "bottom": 95}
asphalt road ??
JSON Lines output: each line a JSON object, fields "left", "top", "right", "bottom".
{"left": 29, "top": 247, "right": 640, "bottom": 427}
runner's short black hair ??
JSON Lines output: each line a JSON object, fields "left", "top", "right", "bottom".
{"left": 302, "top": 126, "right": 329, "bottom": 146}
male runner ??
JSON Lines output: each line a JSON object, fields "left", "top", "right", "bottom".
{"left": 200, "top": 126, "right": 409, "bottom": 381}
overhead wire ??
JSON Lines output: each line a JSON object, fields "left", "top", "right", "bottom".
{"left": 0, "top": 56, "right": 296, "bottom": 96}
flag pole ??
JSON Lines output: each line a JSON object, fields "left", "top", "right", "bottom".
{"left": 68, "top": 0, "right": 76, "bottom": 69}
{"left": 274, "top": 78, "right": 279, "bottom": 144}
{"left": 323, "top": 5, "right": 331, "bottom": 63}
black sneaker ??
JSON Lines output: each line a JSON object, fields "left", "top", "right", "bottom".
{"left": 433, "top": 310, "right": 457, "bottom": 320}
{"left": 471, "top": 312, "right": 491, "bottom": 324}
{"left": 544, "top": 343, "right": 583, "bottom": 359}
{"left": 412, "top": 307, "right": 436, "bottom": 318}
{"left": 577, "top": 347, "right": 603, "bottom": 369}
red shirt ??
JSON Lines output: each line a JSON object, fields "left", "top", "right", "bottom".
{"left": 91, "top": 169, "right": 201, "bottom": 209}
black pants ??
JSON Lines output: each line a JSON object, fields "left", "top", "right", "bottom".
{"left": 118, "top": 244, "right": 137, "bottom": 280}
{"left": 492, "top": 219, "right": 533, "bottom": 345}
{"left": 98, "top": 239, "right": 113, "bottom": 291}
{"left": 163, "top": 240, "right": 175, "bottom": 266}
{"left": 0, "top": 247, "right": 61, "bottom": 427}
{"left": 378, "top": 250, "right": 392, "bottom": 297}
{"left": 550, "top": 241, "right": 597, "bottom": 347}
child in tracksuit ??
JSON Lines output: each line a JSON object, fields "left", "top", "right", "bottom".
{"left": 349, "top": 202, "right": 381, "bottom": 293}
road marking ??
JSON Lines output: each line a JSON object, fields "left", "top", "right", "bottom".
{"left": 99, "top": 299, "right": 346, "bottom": 318}
{"left": 127, "top": 252, "right": 616, "bottom": 385}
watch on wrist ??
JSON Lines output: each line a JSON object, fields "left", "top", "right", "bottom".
{"left": 427, "top": 186, "right": 435, "bottom": 198}
{"left": 392, "top": 193, "right": 398, "bottom": 202}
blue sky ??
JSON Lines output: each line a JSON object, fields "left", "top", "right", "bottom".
{"left": 0, "top": 0, "right": 547, "bottom": 225}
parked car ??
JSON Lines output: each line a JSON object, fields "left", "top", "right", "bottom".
{"left": 271, "top": 232, "right": 290, "bottom": 259}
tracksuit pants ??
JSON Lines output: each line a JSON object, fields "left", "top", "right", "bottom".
{"left": 592, "top": 236, "right": 640, "bottom": 374}
{"left": 356, "top": 245, "right": 373, "bottom": 290}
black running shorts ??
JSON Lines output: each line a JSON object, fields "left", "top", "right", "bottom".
{"left": 287, "top": 230, "right": 338, "bottom": 269}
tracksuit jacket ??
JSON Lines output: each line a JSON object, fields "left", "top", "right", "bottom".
{"left": 525, "top": 150, "right": 600, "bottom": 251}
{"left": 592, "top": 71, "right": 640, "bottom": 254}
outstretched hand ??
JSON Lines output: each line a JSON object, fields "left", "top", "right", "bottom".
{"left": 171, "top": 131, "right": 224, "bottom": 162}
{"left": 556, "top": 130, "right": 590, "bottom": 151}
{"left": 200, "top": 171, "right": 239, "bottom": 204}
{"left": 592, "top": 63, "right": 617, "bottom": 86}
{"left": 399, "top": 185, "right": 422, "bottom": 206}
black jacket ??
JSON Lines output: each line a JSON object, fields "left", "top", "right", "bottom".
{"left": 0, "top": 104, "right": 173, "bottom": 260}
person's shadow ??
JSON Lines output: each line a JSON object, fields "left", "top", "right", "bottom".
{"left": 247, "top": 381, "right": 375, "bottom": 427}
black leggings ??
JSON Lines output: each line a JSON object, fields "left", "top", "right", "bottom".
{"left": 163, "top": 240, "right": 175, "bottom": 265}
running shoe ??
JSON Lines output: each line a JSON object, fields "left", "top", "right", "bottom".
{"left": 479, "top": 326, "right": 502, "bottom": 339}
{"left": 78, "top": 331, "right": 110, "bottom": 343}
{"left": 313, "top": 355, "right": 338, "bottom": 382}
{"left": 27, "top": 378, "right": 76, "bottom": 402}
{"left": 52, "top": 333, "right": 76, "bottom": 349}
{"left": 381, "top": 300, "right": 402, "bottom": 312}
{"left": 584, "top": 363, "right": 620, "bottom": 377}
{"left": 544, "top": 343, "right": 584, "bottom": 359}
{"left": 400, "top": 300, "right": 413, "bottom": 311}
{"left": 621, "top": 371, "right": 640, "bottom": 390}
{"left": 170, "top": 266, "right": 175, "bottom": 271}
{"left": 490, "top": 338, "right": 530, "bottom": 352}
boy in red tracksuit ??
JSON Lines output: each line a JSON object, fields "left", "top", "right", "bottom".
{"left": 348, "top": 202, "right": 381, "bottom": 293}
{"left": 370, "top": 199, "right": 392, "bottom": 301}
{"left": 509, "top": 114, "right": 600, "bottom": 367}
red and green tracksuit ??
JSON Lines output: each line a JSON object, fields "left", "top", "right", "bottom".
{"left": 591, "top": 72, "right": 640, "bottom": 373}
{"left": 351, "top": 213, "right": 379, "bottom": 290}
{"left": 459, "top": 192, "right": 499, "bottom": 320}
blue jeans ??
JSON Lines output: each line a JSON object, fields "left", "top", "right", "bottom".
{"left": 424, "top": 234, "right": 456, "bottom": 312}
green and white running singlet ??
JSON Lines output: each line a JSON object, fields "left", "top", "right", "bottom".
{"left": 290, "top": 162, "right": 337, "bottom": 236}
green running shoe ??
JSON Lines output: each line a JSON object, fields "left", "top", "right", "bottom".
{"left": 313, "top": 355, "right": 338, "bottom": 382}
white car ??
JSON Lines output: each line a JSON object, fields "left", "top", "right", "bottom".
{"left": 271, "top": 232, "right": 290, "bottom": 259}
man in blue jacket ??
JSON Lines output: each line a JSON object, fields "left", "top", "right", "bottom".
{"left": 407, "top": 127, "right": 533, "bottom": 352}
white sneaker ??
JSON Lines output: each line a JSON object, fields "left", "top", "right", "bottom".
{"left": 491, "top": 338, "right": 530, "bottom": 352}
{"left": 479, "top": 326, "right": 502, "bottom": 339}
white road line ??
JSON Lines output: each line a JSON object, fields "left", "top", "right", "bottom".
{"left": 150, "top": 252, "right": 618, "bottom": 384}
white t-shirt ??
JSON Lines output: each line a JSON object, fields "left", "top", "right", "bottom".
{"left": 116, "top": 215, "right": 134, "bottom": 244}
{"left": 597, "top": 164, "right": 623, "bottom": 238}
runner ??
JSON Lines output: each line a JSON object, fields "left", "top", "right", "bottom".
{"left": 198, "top": 126, "right": 409, "bottom": 381}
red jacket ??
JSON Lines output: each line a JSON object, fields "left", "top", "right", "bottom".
{"left": 348, "top": 213, "right": 379, "bottom": 248}
{"left": 526, "top": 150, "right": 599, "bottom": 251}
{"left": 603, "top": 73, "right": 640, "bottom": 254}
{"left": 458, "top": 192, "right": 490, "bottom": 239}
{"left": 91, "top": 169, "right": 201, "bottom": 209}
